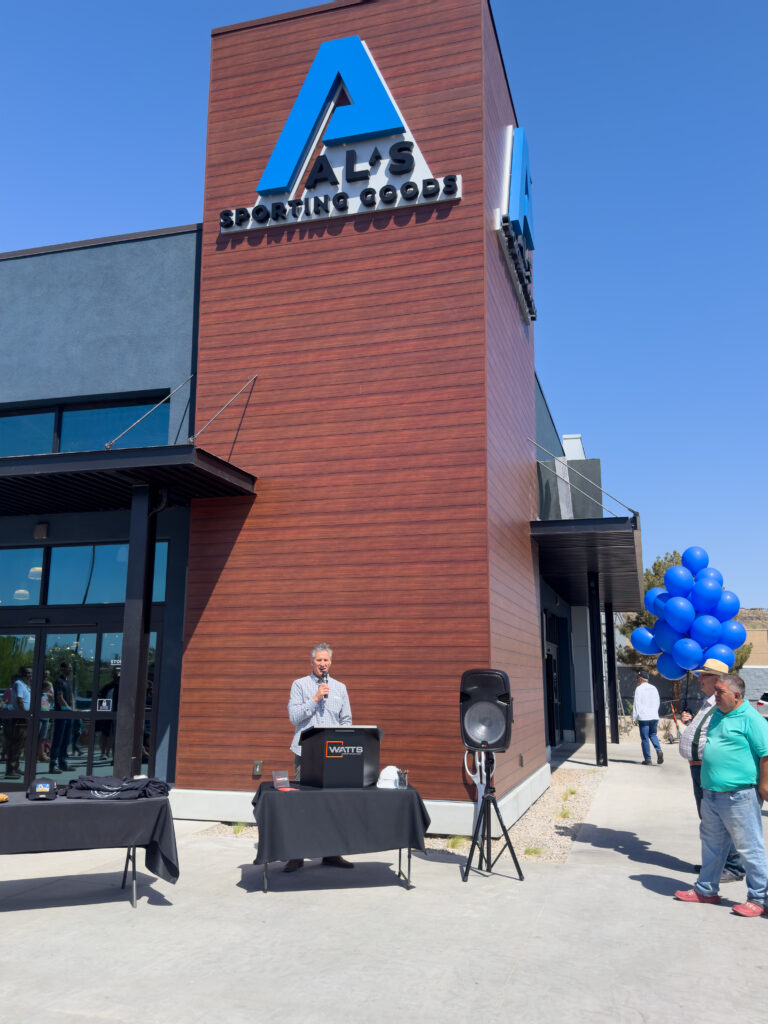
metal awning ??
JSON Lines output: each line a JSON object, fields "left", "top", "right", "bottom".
{"left": 0, "top": 444, "right": 256, "bottom": 515}
{"left": 531, "top": 515, "right": 643, "bottom": 611}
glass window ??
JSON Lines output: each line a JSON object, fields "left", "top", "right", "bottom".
{"left": 0, "top": 634, "right": 36, "bottom": 706}
{"left": 0, "top": 548, "right": 44, "bottom": 605}
{"left": 59, "top": 403, "right": 169, "bottom": 452}
{"left": 48, "top": 545, "right": 127, "bottom": 604}
{"left": 0, "top": 411, "right": 55, "bottom": 457}
{"left": 47, "top": 541, "right": 168, "bottom": 605}
{"left": 44, "top": 633, "right": 97, "bottom": 708}
{"left": 153, "top": 542, "right": 168, "bottom": 601}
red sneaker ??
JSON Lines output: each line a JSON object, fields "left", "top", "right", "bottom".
{"left": 731, "top": 901, "right": 765, "bottom": 917}
{"left": 674, "top": 888, "right": 721, "bottom": 904}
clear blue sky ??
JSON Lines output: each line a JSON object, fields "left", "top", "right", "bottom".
{"left": 2, "top": 1, "right": 766, "bottom": 605}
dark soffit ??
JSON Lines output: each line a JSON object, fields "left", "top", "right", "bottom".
{"left": 532, "top": 515, "right": 644, "bottom": 612}
{"left": 0, "top": 445, "right": 256, "bottom": 516}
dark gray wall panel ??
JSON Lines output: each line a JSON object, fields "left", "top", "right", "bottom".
{"left": 0, "top": 229, "right": 199, "bottom": 444}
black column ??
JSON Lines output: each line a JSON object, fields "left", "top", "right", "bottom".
{"left": 587, "top": 571, "right": 608, "bottom": 767}
{"left": 605, "top": 600, "right": 619, "bottom": 744}
{"left": 114, "top": 484, "right": 157, "bottom": 777}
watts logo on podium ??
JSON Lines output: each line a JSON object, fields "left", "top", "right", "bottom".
{"left": 219, "top": 35, "right": 462, "bottom": 233}
{"left": 325, "top": 741, "right": 363, "bottom": 759}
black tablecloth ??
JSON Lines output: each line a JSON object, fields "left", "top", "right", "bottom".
{"left": 251, "top": 783, "right": 431, "bottom": 865}
{"left": 0, "top": 793, "right": 179, "bottom": 883}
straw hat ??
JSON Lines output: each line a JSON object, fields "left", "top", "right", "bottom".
{"left": 692, "top": 658, "right": 730, "bottom": 677}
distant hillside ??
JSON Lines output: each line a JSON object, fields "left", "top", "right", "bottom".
{"left": 739, "top": 608, "right": 768, "bottom": 629}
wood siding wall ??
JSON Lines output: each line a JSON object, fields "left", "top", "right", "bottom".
{"left": 175, "top": 0, "right": 545, "bottom": 802}
{"left": 481, "top": 3, "right": 546, "bottom": 793}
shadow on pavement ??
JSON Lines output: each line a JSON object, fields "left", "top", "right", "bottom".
{"left": 573, "top": 824, "right": 695, "bottom": 873}
{"left": 629, "top": 872, "right": 689, "bottom": 897}
{"left": 237, "top": 859, "right": 411, "bottom": 893}
{"left": 608, "top": 756, "right": 664, "bottom": 766}
{"left": 0, "top": 871, "right": 172, "bottom": 911}
{"left": 412, "top": 848, "right": 463, "bottom": 864}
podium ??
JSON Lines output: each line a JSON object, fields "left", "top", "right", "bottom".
{"left": 299, "top": 725, "right": 383, "bottom": 788}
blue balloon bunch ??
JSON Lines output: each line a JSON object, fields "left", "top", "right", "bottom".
{"left": 630, "top": 546, "right": 746, "bottom": 680}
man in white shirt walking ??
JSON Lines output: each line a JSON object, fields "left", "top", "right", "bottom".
{"left": 632, "top": 672, "right": 663, "bottom": 765}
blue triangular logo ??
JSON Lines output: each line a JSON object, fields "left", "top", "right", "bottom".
{"left": 257, "top": 36, "right": 404, "bottom": 196}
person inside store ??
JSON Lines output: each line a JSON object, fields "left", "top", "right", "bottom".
{"left": 97, "top": 669, "right": 120, "bottom": 759}
{"left": 284, "top": 642, "right": 353, "bottom": 873}
{"left": 5, "top": 666, "right": 32, "bottom": 779}
{"left": 37, "top": 670, "right": 54, "bottom": 764}
{"left": 49, "top": 661, "right": 74, "bottom": 774}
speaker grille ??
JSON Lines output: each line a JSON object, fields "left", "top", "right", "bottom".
{"left": 463, "top": 699, "right": 508, "bottom": 748}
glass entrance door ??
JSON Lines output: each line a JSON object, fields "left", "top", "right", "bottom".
{"left": 0, "top": 626, "right": 159, "bottom": 789}
{"left": 42, "top": 632, "right": 97, "bottom": 783}
{"left": 0, "top": 633, "right": 36, "bottom": 784}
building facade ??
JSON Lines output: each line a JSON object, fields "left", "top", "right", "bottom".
{"left": 0, "top": 0, "right": 643, "bottom": 831}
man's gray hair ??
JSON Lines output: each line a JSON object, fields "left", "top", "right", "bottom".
{"left": 723, "top": 674, "right": 746, "bottom": 697}
{"left": 311, "top": 642, "right": 333, "bottom": 659}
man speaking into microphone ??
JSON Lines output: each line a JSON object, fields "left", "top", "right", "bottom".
{"left": 285, "top": 642, "right": 354, "bottom": 872}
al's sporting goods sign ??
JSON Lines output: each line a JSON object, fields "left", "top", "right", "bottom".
{"left": 219, "top": 35, "right": 461, "bottom": 233}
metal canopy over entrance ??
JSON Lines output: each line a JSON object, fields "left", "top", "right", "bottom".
{"left": 531, "top": 515, "right": 643, "bottom": 611}
{"left": 532, "top": 515, "right": 644, "bottom": 767}
{"left": 0, "top": 444, "right": 256, "bottom": 515}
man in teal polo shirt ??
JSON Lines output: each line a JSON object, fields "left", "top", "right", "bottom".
{"left": 675, "top": 673, "right": 768, "bottom": 916}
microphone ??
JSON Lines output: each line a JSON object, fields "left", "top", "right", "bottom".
{"left": 322, "top": 670, "right": 329, "bottom": 695}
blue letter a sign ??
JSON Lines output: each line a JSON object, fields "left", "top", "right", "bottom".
{"left": 257, "top": 36, "right": 404, "bottom": 196}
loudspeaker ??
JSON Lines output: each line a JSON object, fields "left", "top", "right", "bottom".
{"left": 459, "top": 669, "right": 513, "bottom": 752}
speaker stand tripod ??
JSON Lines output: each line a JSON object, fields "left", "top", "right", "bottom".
{"left": 462, "top": 751, "right": 524, "bottom": 882}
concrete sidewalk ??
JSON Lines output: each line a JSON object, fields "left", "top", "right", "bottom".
{"left": 1, "top": 743, "right": 765, "bottom": 1024}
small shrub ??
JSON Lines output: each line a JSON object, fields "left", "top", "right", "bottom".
{"left": 233, "top": 822, "right": 246, "bottom": 835}
{"left": 447, "top": 835, "right": 467, "bottom": 850}
{"left": 524, "top": 846, "right": 543, "bottom": 856}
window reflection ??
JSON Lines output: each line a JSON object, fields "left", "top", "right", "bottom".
{"left": 49, "top": 546, "right": 127, "bottom": 604}
{"left": 47, "top": 542, "right": 168, "bottom": 605}
{"left": 44, "top": 633, "right": 96, "bottom": 709}
{"left": 0, "top": 400, "right": 170, "bottom": 458}
{"left": 0, "top": 549, "right": 44, "bottom": 605}
{"left": 60, "top": 403, "right": 169, "bottom": 452}
{"left": 152, "top": 542, "right": 168, "bottom": 601}
{"left": 0, "top": 411, "right": 55, "bottom": 458}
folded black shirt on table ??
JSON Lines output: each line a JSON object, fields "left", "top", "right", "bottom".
{"left": 65, "top": 776, "right": 170, "bottom": 799}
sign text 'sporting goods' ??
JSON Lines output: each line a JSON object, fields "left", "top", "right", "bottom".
{"left": 219, "top": 36, "right": 462, "bottom": 233}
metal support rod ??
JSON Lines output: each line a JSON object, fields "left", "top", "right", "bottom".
{"left": 535, "top": 459, "right": 620, "bottom": 519}
{"left": 588, "top": 571, "right": 608, "bottom": 767}
{"left": 121, "top": 847, "right": 138, "bottom": 908}
{"left": 528, "top": 437, "right": 638, "bottom": 517}
{"left": 104, "top": 375, "right": 194, "bottom": 449}
{"left": 605, "top": 601, "right": 619, "bottom": 744}
{"left": 188, "top": 374, "right": 258, "bottom": 443}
